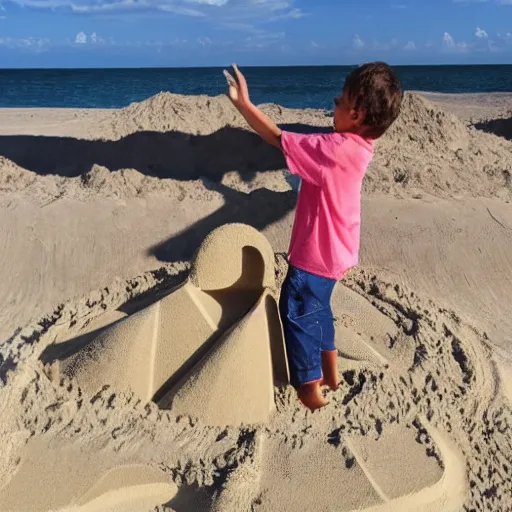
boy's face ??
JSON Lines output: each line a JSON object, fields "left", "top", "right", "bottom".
{"left": 333, "top": 90, "right": 364, "bottom": 135}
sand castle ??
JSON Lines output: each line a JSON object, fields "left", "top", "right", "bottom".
{"left": 57, "top": 223, "right": 289, "bottom": 426}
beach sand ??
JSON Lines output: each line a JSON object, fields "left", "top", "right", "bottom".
{"left": 0, "top": 91, "right": 511, "bottom": 511}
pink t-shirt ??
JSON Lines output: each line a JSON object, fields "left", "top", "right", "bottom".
{"left": 281, "top": 131, "right": 374, "bottom": 280}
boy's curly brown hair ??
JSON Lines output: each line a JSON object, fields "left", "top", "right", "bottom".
{"left": 343, "top": 62, "right": 403, "bottom": 139}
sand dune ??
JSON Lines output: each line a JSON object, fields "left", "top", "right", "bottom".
{"left": 1, "top": 91, "right": 512, "bottom": 511}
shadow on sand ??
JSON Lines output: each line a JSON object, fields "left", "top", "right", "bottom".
{"left": 473, "top": 116, "right": 512, "bottom": 141}
{"left": 0, "top": 123, "right": 331, "bottom": 263}
{"left": 0, "top": 123, "right": 331, "bottom": 181}
{"left": 0, "top": 123, "right": 331, "bottom": 262}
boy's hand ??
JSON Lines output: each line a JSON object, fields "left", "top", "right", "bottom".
{"left": 223, "top": 62, "right": 282, "bottom": 148}
{"left": 224, "top": 63, "right": 250, "bottom": 109}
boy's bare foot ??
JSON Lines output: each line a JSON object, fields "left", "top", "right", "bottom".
{"left": 319, "top": 350, "right": 340, "bottom": 391}
{"left": 297, "top": 380, "right": 328, "bottom": 411}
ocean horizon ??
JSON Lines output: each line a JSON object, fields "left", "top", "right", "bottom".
{"left": 0, "top": 64, "right": 511, "bottom": 109}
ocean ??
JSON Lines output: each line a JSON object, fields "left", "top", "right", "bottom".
{"left": 0, "top": 65, "right": 511, "bottom": 110}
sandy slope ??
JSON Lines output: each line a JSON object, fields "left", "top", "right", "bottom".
{"left": 0, "top": 91, "right": 511, "bottom": 511}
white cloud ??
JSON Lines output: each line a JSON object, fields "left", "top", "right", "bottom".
{"left": 454, "top": 0, "right": 512, "bottom": 4}
{"left": 0, "top": 36, "right": 49, "bottom": 50}
{"left": 371, "top": 38, "right": 399, "bottom": 51}
{"left": 75, "top": 31, "right": 87, "bottom": 44}
{"left": 475, "top": 26, "right": 488, "bottom": 38}
{"left": 487, "top": 39, "right": 502, "bottom": 52}
{"left": 353, "top": 34, "right": 364, "bottom": 49}
{"left": 443, "top": 32, "right": 455, "bottom": 47}
{"left": 74, "top": 31, "right": 104, "bottom": 44}
{"left": 404, "top": 40, "right": 416, "bottom": 50}
{"left": 5, "top": 0, "right": 305, "bottom": 22}
{"left": 442, "top": 31, "right": 470, "bottom": 52}
{"left": 351, "top": 36, "right": 402, "bottom": 52}
{"left": 197, "top": 36, "right": 212, "bottom": 46}
{"left": 245, "top": 31, "right": 285, "bottom": 49}
{"left": 270, "top": 7, "right": 304, "bottom": 20}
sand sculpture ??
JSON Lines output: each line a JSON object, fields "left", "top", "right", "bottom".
{"left": 57, "top": 223, "right": 289, "bottom": 426}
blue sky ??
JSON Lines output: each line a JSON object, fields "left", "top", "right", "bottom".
{"left": 0, "top": 0, "right": 511, "bottom": 67}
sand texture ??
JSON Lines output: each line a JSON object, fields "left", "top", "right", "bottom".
{"left": 1, "top": 91, "right": 512, "bottom": 511}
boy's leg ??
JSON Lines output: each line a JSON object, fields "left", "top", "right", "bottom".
{"left": 279, "top": 266, "right": 323, "bottom": 388}
{"left": 319, "top": 304, "right": 336, "bottom": 352}
{"left": 279, "top": 266, "right": 335, "bottom": 410}
{"left": 319, "top": 299, "right": 339, "bottom": 390}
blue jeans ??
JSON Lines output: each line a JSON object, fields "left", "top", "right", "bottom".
{"left": 279, "top": 265, "right": 336, "bottom": 389}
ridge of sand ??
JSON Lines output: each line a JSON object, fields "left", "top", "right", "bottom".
{"left": 419, "top": 91, "right": 512, "bottom": 126}
{"left": 0, "top": 92, "right": 511, "bottom": 204}
{"left": 94, "top": 92, "right": 328, "bottom": 140}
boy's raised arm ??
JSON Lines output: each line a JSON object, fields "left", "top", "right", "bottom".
{"left": 224, "top": 64, "right": 282, "bottom": 149}
{"left": 236, "top": 102, "right": 282, "bottom": 149}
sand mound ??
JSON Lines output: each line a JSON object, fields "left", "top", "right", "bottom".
{"left": 53, "top": 224, "right": 288, "bottom": 426}
{"left": 95, "top": 93, "right": 242, "bottom": 140}
{"left": 94, "top": 92, "right": 329, "bottom": 141}
{"left": 0, "top": 159, "right": 224, "bottom": 206}
{"left": 369, "top": 93, "right": 512, "bottom": 199}
{"left": 92, "top": 91, "right": 512, "bottom": 201}
{"left": 1, "top": 92, "right": 511, "bottom": 204}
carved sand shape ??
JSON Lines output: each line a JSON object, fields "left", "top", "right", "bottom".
{"left": 252, "top": 418, "right": 466, "bottom": 512}
{"left": 346, "top": 419, "right": 467, "bottom": 511}
{"left": 0, "top": 438, "right": 177, "bottom": 512}
{"left": 58, "top": 223, "right": 289, "bottom": 426}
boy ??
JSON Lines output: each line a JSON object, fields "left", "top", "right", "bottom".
{"left": 224, "top": 62, "right": 403, "bottom": 411}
